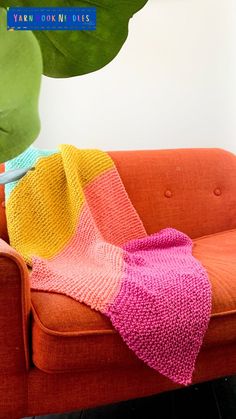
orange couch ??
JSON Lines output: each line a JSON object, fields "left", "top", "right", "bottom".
{"left": 0, "top": 148, "right": 236, "bottom": 419}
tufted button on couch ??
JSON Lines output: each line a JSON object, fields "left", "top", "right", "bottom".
{"left": 0, "top": 148, "right": 235, "bottom": 419}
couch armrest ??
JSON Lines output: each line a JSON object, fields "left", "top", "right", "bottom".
{"left": 0, "top": 239, "right": 31, "bottom": 372}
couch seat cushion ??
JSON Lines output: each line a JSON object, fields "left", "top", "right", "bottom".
{"left": 31, "top": 229, "right": 236, "bottom": 373}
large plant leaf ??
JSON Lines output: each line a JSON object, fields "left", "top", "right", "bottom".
{"left": 1, "top": 0, "right": 148, "bottom": 78}
{"left": 0, "top": 8, "right": 42, "bottom": 163}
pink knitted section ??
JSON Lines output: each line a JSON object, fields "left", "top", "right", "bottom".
{"left": 30, "top": 167, "right": 146, "bottom": 311}
{"left": 84, "top": 167, "right": 146, "bottom": 246}
{"left": 106, "top": 229, "right": 212, "bottom": 385}
{"left": 30, "top": 203, "right": 125, "bottom": 311}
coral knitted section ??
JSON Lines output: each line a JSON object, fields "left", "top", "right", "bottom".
{"left": 6, "top": 144, "right": 212, "bottom": 385}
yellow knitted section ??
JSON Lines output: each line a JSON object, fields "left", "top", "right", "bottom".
{"left": 6, "top": 145, "right": 114, "bottom": 265}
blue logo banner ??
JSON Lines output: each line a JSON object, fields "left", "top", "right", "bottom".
{"left": 7, "top": 7, "right": 96, "bottom": 31}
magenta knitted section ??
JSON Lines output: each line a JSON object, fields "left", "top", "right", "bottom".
{"left": 106, "top": 228, "right": 212, "bottom": 385}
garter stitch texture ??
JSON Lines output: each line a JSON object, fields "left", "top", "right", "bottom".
{"left": 5, "top": 144, "right": 212, "bottom": 385}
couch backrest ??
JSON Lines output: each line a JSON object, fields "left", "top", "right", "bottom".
{"left": 1, "top": 148, "right": 236, "bottom": 242}
{"left": 109, "top": 148, "right": 236, "bottom": 238}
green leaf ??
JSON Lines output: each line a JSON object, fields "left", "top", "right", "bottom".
{"left": 1, "top": 1, "right": 148, "bottom": 78}
{"left": 0, "top": 8, "right": 42, "bottom": 163}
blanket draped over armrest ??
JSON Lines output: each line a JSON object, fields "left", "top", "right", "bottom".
{"left": 5, "top": 144, "right": 212, "bottom": 385}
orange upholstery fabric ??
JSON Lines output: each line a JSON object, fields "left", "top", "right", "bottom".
{"left": 109, "top": 149, "right": 236, "bottom": 238}
{"left": 30, "top": 229, "right": 236, "bottom": 373}
{"left": 27, "top": 342, "right": 236, "bottom": 418}
{"left": 193, "top": 229, "right": 236, "bottom": 316}
{"left": 0, "top": 239, "right": 31, "bottom": 419}
{"left": 0, "top": 240, "right": 30, "bottom": 372}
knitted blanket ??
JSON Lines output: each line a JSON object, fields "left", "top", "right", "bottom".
{"left": 5, "top": 144, "right": 212, "bottom": 385}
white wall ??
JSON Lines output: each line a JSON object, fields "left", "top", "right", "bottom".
{"left": 35, "top": 0, "right": 236, "bottom": 153}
